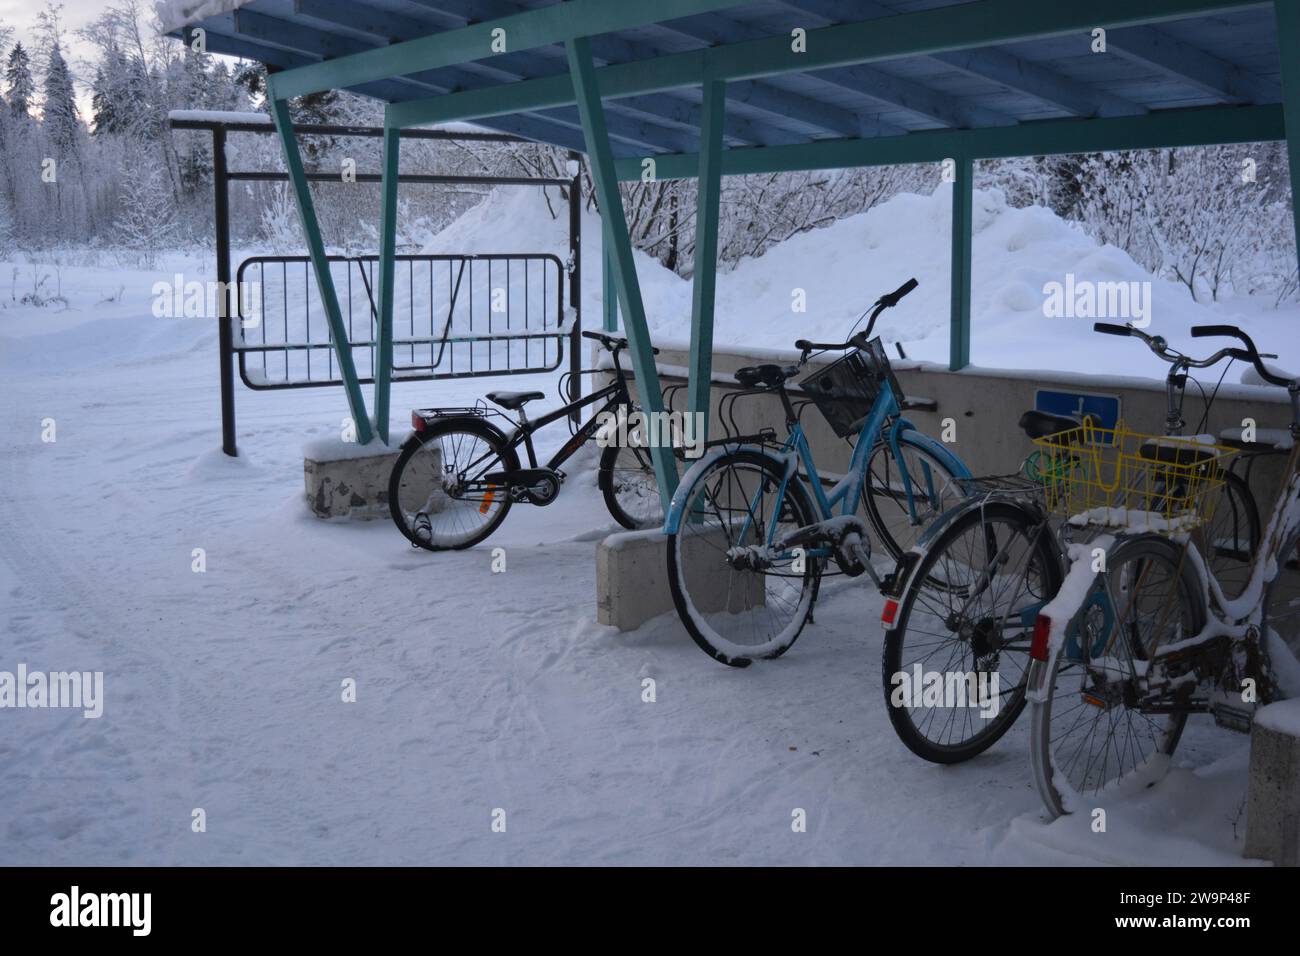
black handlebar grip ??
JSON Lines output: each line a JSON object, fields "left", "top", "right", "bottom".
{"left": 882, "top": 277, "right": 918, "bottom": 307}
{"left": 1093, "top": 322, "right": 1131, "bottom": 336}
{"left": 795, "top": 339, "right": 813, "bottom": 351}
{"left": 1191, "top": 325, "right": 1240, "bottom": 339}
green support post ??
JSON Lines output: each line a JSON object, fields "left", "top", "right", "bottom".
{"left": 687, "top": 76, "right": 726, "bottom": 440}
{"left": 374, "top": 119, "right": 401, "bottom": 444}
{"left": 602, "top": 245, "right": 619, "bottom": 332}
{"left": 269, "top": 97, "right": 374, "bottom": 444}
{"left": 949, "top": 154, "right": 973, "bottom": 372}
{"left": 1275, "top": 0, "right": 1300, "bottom": 287}
{"left": 566, "top": 35, "right": 678, "bottom": 506}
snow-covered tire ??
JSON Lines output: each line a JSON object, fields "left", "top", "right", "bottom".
{"left": 388, "top": 418, "right": 518, "bottom": 551}
{"left": 666, "top": 450, "right": 820, "bottom": 667}
{"left": 1029, "top": 535, "right": 1200, "bottom": 818}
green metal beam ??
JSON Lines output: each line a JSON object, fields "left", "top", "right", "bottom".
{"left": 268, "top": 0, "right": 761, "bottom": 101}
{"left": 567, "top": 35, "right": 678, "bottom": 508}
{"left": 386, "top": 0, "right": 1267, "bottom": 130}
{"left": 602, "top": 245, "right": 619, "bottom": 332}
{"left": 374, "top": 120, "right": 401, "bottom": 443}
{"left": 1274, "top": 0, "right": 1300, "bottom": 289}
{"left": 949, "top": 155, "right": 973, "bottom": 371}
{"left": 269, "top": 97, "right": 374, "bottom": 444}
{"left": 612, "top": 104, "right": 1285, "bottom": 179}
{"left": 688, "top": 77, "right": 726, "bottom": 438}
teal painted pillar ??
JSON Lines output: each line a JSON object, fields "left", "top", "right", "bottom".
{"left": 1275, "top": 0, "right": 1300, "bottom": 287}
{"left": 687, "top": 76, "right": 726, "bottom": 440}
{"left": 949, "top": 154, "right": 973, "bottom": 371}
{"left": 269, "top": 97, "right": 374, "bottom": 444}
{"left": 602, "top": 245, "right": 619, "bottom": 332}
{"left": 374, "top": 119, "right": 401, "bottom": 444}
{"left": 566, "top": 35, "right": 677, "bottom": 505}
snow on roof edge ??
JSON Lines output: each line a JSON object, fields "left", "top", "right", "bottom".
{"left": 168, "top": 109, "right": 272, "bottom": 124}
{"left": 155, "top": 0, "right": 253, "bottom": 35}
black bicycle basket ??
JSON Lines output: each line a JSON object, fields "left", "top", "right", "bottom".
{"left": 800, "top": 337, "right": 903, "bottom": 438}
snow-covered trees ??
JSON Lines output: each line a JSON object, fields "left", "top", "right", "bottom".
{"left": 116, "top": 152, "right": 179, "bottom": 267}
{"left": 0, "top": 0, "right": 1294, "bottom": 309}
{"left": 5, "top": 42, "right": 34, "bottom": 119}
{"left": 41, "top": 42, "right": 78, "bottom": 159}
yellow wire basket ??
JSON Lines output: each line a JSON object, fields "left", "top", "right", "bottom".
{"left": 1026, "top": 419, "right": 1239, "bottom": 532}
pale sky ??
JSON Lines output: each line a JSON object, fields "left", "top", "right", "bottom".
{"left": 0, "top": 0, "right": 192, "bottom": 115}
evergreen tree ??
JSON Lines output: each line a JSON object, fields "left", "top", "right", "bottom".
{"left": 43, "top": 41, "right": 80, "bottom": 156}
{"left": 5, "top": 42, "right": 34, "bottom": 118}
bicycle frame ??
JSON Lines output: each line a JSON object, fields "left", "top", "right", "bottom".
{"left": 663, "top": 377, "right": 968, "bottom": 556}
{"left": 504, "top": 375, "right": 631, "bottom": 473}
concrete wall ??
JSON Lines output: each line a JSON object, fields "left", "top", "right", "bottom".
{"left": 622, "top": 342, "right": 1294, "bottom": 509}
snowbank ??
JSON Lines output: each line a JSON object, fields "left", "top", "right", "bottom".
{"left": 419, "top": 185, "right": 1299, "bottom": 385}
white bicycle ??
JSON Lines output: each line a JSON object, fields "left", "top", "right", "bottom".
{"left": 1026, "top": 324, "right": 1300, "bottom": 817}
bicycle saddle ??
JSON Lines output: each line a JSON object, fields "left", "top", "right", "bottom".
{"left": 734, "top": 364, "right": 799, "bottom": 388}
{"left": 1019, "top": 409, "right": 1085, "bottom": 440}
{"left": 487, "top": 390, "right": 545, "bottom": 410}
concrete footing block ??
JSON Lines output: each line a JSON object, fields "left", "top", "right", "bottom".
{"left": 302, "top": 437, "right": 405, "bottom": 520}
{"left": 1244, "top": 698, "right": 1300, "bottom": 866}
{"left": 596, "top": 526, "right": 765, "bottom": 632}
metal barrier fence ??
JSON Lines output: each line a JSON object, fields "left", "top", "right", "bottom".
{"left": 234, "top": 253, "right": 571, "bottom": 390}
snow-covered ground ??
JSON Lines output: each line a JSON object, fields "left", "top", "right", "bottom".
{"left": 1, "top": 186, "right": 1290, "bottom": 865}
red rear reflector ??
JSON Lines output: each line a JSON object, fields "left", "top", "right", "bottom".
{"left": 1031, "top": 614, "right": 1052, "bottom": 661}
{"left": 411, "top": 412, "right": 425, "bottom": 432}
{"left": 881, "top": 598, "right": 900, "bottom": 626}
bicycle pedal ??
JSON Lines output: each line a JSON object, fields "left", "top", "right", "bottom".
{"left": 1210, "top": 698, "right": 1255, "bottom": 734}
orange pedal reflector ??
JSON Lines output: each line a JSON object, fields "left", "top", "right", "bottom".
{"left": 480, "top": 488, "right": 496, "bottom": 514}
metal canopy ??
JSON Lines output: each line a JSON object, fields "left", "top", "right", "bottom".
{"left": 166, "top": 0, "right": 1283, "bottom": 161}
{"left": 164, "top": 0, "right": 1299, "bottom": 512}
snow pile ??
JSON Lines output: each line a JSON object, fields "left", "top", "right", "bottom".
{"left": 422, "top": 185, "right": 1298, "bottom": 383}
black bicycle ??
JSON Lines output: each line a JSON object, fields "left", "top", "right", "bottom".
{"left": 389, "top": 330, "right": 663, "bottom": 550}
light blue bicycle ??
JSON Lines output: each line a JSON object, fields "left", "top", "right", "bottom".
{"left": 663, "top": 279, "right": 971, "bottom": 666}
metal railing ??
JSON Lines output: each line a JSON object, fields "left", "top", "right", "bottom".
{"left": 233, "top": 252, "right": 571, "bottom": 389}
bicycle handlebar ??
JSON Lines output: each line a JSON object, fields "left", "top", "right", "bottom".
{"left": 581, "top": 329, "right": 659, "bottom": 355}
{"left": 1192, "top": 324, "right": 1294, "bottom": 388}
{"left": 1092, "top": 321, "right": 1244, "bottom": 372}
{"left": 795, "top": 277, "right": 919, "bottom": 361}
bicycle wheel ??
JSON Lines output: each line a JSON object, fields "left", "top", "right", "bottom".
{"left": 1029, "top": 535, "right": 1202, "bottom": 818}
{"left": 599, "top": 443, "right": 664, "bottom": 529}
{"left": 667, "top": 450, "right": 821, "bottom": 667}
{"left": 1201, "top": 470, "right": 1260, "bottom": 600}
{"left": 883, "top": 500, "right": 1063, "bottom": 763}
{"left": 388, "top": 418, "right": 517, "bottom": 550}
{"left": 862, "top": 433, "right": 966, "bottom": 563}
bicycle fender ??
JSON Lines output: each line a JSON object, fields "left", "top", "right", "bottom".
{"left": 662, "top": 444, "right": 796, "bottom": 535}
{"left": 891, "top": 421, "right": 972, "bottom": 479}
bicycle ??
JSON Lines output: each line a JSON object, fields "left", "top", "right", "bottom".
{"left": 662, "top": 278, "right": 974, "bottom": 667}
{"left": 388, "top": 330, "right": 663, "bottom": 549}
{"left": 877, "top": 324, "right": 1278, "bottom": 764}
{"left": 1028, "top": 324, "right": 1300, "bottom": 817}
{"left": 1092, "top": 321, "right": 1261, "bottom": 597}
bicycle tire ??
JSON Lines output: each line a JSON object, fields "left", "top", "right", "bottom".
{"left": 862, "top": 432, "right": 967, "bottom": 564}
{"left": 667, "top": 450, "right": 821, "bottom": 667}
{"left": 883, "top": 499, "right": 1063, "bottom": 763}
{"left": 388, "top": 417, "right": 518, "bottom": 551}
{"left": 1029, "top": 534, "right": 1201, "bottom": 818}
